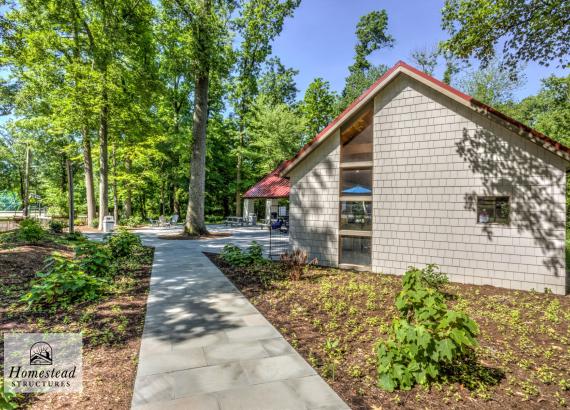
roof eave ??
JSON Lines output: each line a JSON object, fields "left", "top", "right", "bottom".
{"left": 280, "top": 62, "right": 570, "bottom": 177}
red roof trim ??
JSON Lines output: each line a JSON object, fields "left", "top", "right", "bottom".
{"left": 280, "top": 60, "right": 570, "bottom": 176}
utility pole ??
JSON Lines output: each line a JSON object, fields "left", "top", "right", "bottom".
{"left": 66, "top": 158, "right": 75, "bottom": 234}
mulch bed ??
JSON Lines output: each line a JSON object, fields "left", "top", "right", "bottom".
{"left": 206, "top": 252, "right": 570, "bottom": 409}
{"left": 0, "top": 241, "right": 153, "bottom": 409}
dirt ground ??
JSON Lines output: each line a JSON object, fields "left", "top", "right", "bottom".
{"left": 208, "top": 253, "right": 570, "bottom": 410}
{"left": 0, "top": 241, "right": 153, "bottom": 409}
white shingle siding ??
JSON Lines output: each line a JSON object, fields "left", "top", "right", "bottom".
{"left": 289, "top": 74, "right": 568, "bottom": 295}
{"left": 289, "top": 131, "right": 340, "bottom": 266}
{"left": 371, "top": 76, "right": 567, "bottom": 294}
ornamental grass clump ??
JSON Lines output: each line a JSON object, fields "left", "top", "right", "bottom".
{"left": 376, "top": 266, "right": 479, "bottom": 391}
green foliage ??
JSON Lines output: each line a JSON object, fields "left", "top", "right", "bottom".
{"left": 22, "top": 253, "right": 107, "bottom": 308}
{"left": 376, "top": 266, "right": 479, "bottom": 391}
{"left": 121, "top": 215, "right": 144, "bottom": 227}
{"left": 410, "top": 46, "right": 439, "bottom": 76}
{"left": 16, "top": 219, "right": 45, "bottom": 243}
{"left": 48, "top": 220, "right": 65, "bottom": 234}
{"left": 220, "top": 241, "right": 265, "bottom": 267}
{"left": 106, "top": 229, "right": 142, "bottom": 258}
{"left": 457, "top": 60, "right": 525, "bottom": 107}
{"left": 441, "top": 0, "right": 569, "bottom": 72}
{"left": 0, "top": 378, "right": 18, "bottom": 409}
{"left": 301, "top": 78, "right": 339, "bottom": 139}
{"left": 350, "top": 10, "right": 394, "bottom": 73}
{"left": 507, "top": 74, "right": 570, "bottom": 146}
{"left": 340, "top": 64, "right": 388, "bottom": 111}
{"left": 0, "top": 191, "right": 20, "bottom": 211}
{"left": 248, "top": 95, "right": 305, "bottom": 175}
{"left": 420, "top": 264, "right": 449, "bottom": 290}
{"left": 75, "top": 241, "right": 112, "bottom": 277}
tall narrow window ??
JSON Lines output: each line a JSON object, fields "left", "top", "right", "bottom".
{"left": 338, "top": 104, "right": 373, "bottom": 267}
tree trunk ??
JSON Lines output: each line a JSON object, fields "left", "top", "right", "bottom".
{"left": 235, "top": 152, "right": 242, "bottom": 217}
{"left": 184, "top": 74, "right": 209, "bottom": 235}
{"left": 66, "top": 158, "right": 75, "bottom": 234}
{"left": 124, "top": 157, "right": 132, "bottom": 218}
{"left": 112, "top": 143, "right": 118, "bottom": 223}
{"left": 82, "top": 127, "right": 96, "bottom": 227}
{"left": 98, "top": 82, "right": 109, "bottom": 230}
{"left": 22, "top": 145, "right": 31, "bottom": 218}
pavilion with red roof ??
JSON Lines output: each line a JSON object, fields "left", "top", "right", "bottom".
{"left": 242, "top": 161, "right": 290, "bottom": 223}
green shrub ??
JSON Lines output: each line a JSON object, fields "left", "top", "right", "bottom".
{"left": 16, "top": 219, "right": 45, "bottom": 243}
{"left": 48, "top": 220, "right": 65, "bottom": 234}
{"left": 420, "top": 263, "right": 449, "bottom": 290}
{"left": 65, "top": 231, "right": 85, "bottom": 242}
{"left": 121, "top": 215, "right": 144, "bottom": 227}
{"left": 107, "top": 229, "right": 142, "bottom": 257}
{"left": 75, "top": 241, "right": 112, "bottom": 277}
{"left": 0, "top": 378, "right": 19, "bottom": 409}
{"left": 220, "top": 242, "right": 265, "bottom": 267}
{"left": 376, "top": 266, "right": 479, "bottom": 391}
{"left": 22, "top": 253, "right": 107, "bottom": 308}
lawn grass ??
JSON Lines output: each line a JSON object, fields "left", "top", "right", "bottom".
{"left": 209, "top": 254, "right": 570, "bottom": 409}
{"left": 0, "top": 233, "right": 154, "bottom": 409}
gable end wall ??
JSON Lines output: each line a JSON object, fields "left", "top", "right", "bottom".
{"left": 372, "top": 76, "right": 568, "bottom": 294}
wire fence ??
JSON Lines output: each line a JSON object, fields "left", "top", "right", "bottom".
{"left": 267, "top": 227, "right": 289, "bottom": 260}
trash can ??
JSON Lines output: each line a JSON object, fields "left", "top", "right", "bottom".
{"left": 103, "top": 215, "right": 115, "bottom": 233}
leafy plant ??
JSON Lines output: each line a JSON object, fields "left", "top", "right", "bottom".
{"left": 21, "top": 253, "right": 107, "bottom": 308}
{"left": 420, "top": 264, "right": 449, "bottom": 290}
{"left": 48, "top": 220, "right": 65, "bottom": 234}
{"left": 280, "top": 248, "right": 318, "bottom": 281}
{"left": 106, "top": 229, "right": 142, "bottom": 257}
{"left": 75, "top": 241, "right": 112, "bottom": 277}
{"left": 220, "top": 242, "right": 265, "bottom": 267}
{"left": 121, "top": 215, "right": 144, "bottom": 227}
{"left": 0, "top": 377, "right": 19, "bottom": 409}
{"left": 16, "top": 218, "right": 45, "bottom": 243}
{"left": 376, "top": 266, "right": 479, "bottom": 391}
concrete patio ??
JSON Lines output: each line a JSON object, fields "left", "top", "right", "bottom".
{"left": 130, "top": 225, "right": 348, "bottom": 410}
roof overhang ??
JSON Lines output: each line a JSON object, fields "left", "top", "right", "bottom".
{"left": 280, "top": 61, "right": 570, "bottom": 177}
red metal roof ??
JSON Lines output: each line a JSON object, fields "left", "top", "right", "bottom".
{"left": 246, "top": 60, "right": 570, "bottom": 199}
{"left": 280, "top": 60, "right": 570, "bottom": 176}
{"left": 243, "top": 162, "right": 290, "bottom": 199}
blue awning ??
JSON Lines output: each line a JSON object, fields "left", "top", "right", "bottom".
{"left": 342, "top": 185, "right": 372, "bottom": 194}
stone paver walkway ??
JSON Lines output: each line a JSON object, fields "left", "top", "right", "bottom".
{"left": 131, "top": 228, "right": 349, "bottom": 410}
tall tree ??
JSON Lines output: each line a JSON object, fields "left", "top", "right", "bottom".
{"left": 340, "top": 10, "right": 393, "bottom": 111}
{"left": 301, "top": 78, "right": 338, "bottom": 140}
{"left": 232, "top": 0, "right": 300, "bottom": 216}
{"left": 441, "top": 0, "right": 570, "bottom": 73}
{"left": 508, "top": 74, "right": 570, "bottom": 145}
{"left": 457, "top": 60, "right": 525, "bottom": 107}
{"left": 259, "top": 57, "right": 299, "bottom": 106}
{"left": 348, "top": 10, "right": 394, "bottom": 74}
{"left": 410, "top": 45, "right": 439, "bottom": 75}
{"left": 162, "top": 0, "right": 234, "bottom": 234}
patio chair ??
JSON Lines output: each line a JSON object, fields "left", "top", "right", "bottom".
{"left": 169, "top": 214, "right": 179, "bottom": 228}
{"left": 158, "top": 215, "right": 167, "bottom": 227}
{"left": 148, "top": 218, "right": 158, "bottom": 227}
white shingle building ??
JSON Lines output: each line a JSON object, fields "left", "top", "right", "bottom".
{"left": 249, "top": 62, "right": 569, "bottom": 295}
